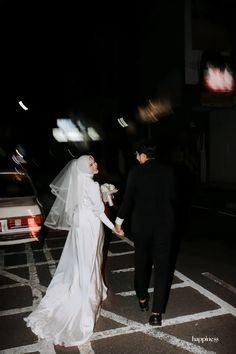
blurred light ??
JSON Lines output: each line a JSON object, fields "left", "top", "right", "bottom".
{"left": 15, "top": 145, "right": 27, "bottom": 163}
{"left": 53, "top": 128, "right": 68, "bottom": 142}
{"left": 54, "top": 119, "right": 84, "bottom": 142}
{"left": 138, "top": 99, "right": 173, "bottom": 123}
{"left": 18, "top": 100, "right": 28, "bottom": 111}
{"left": 12, "top": 155, "right": 20, "bottom": 164}
{"left": 66, "top": 128, "right": 84, "bottom": 142}
{"left": 87, "top": 127, "right": 101, "bottom": 141}
{"left": 53, "top": 118, "right": 101, "bottom": 143}
{"left": 57, "top": 118, "right": 77, "bottom": 131}
{"left": 27, "top": 214, "right": 40, "bottom": 238}
{"left": 117, "top": 117, "right": 128, "bottom": 128}
{"left": 204, "top": 65, "right": 234, "bottom": 92}
{"left": 76, "top": 120, "right": 86, "bottom": 132}
{"left": 16, "top": 149, "right": 23, "bottom": 158}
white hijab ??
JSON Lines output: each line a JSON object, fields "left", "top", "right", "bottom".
{"left": 44, "top": 155, "right": 94, "bottom": 230}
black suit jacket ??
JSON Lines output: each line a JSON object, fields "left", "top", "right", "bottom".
{"left": 117, "top": 159, "right": 177, "bottom": 236}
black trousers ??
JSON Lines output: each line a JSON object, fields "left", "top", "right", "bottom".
{"left": 133, "top": 231, "right": 176, "bottom": 313}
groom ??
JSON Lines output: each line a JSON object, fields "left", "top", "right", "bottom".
{"left": 115, "top": 141, "right": 178, "bottom": 326}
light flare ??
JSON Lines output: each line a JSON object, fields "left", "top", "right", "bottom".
{"left": 117, "top": 117, "right": 128, "bottom": 128}
{"left": 204, "top": 65, "right": 234, "bottom": 92}
{"left": 138, "top": 98, "right": 173, "bottom": 122}
{"left": 18, "top": 100, "right": 28, "bottom": 110}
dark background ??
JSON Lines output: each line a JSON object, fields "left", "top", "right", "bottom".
{"left": 0, "top": 0, "right": 236, "bottom": 195}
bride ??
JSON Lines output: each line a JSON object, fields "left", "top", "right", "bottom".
{"left": 24, "top": 155, "right": 123, "bottom": 347}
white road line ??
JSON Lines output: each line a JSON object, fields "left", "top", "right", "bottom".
{"left": 3, "top": 246, "right": 63, "bottom": 256}
{"left": 0, "top": 283, "right": 26, "bottom": 289}
{"left": 110, "top": 240, "right": 125, "bottom": 244}
{"left": 98, "top": 309, "right": 216, "bottom": 354}
{"left": 4, "top": 245, "right": 56, "bottom": 353}
{"left": 112, "top": 267, "right": 135, "bottom": 273}
{"left": 1, "top": 250, "right": 27, "bottom": 256}
{"left": 25, "top": 244, "right": 43, "bottom": 305}
{"left": 122, "top": 236, "right": 135, "bottom": 247}
{"left": 115, "top": 282, "right": 187, "bottom": 296}
{"left": 93, "top": 326, "right": 141, "bottom": 340}
{"left": 0, "top": 306, "right": 33, "bottom": 317}
{"left": 112, "top": 239, "right": 236, "bottom": 315}
{"left": 175, "top": 270, "right": 236, "bottom": 316}
{"left": 4, "top": 259, "right": 58, "bottom": 270}
{"left": 94, "top": 326, "right": 215, "bottom": 354}
{"left": 202, "top": 272, "right": 236, "bottom": 294}
{"left": 143, "top": 328, "right": 216, "bottom": 354}
{"left": 0, "top": 233, "right": 233, "bottom": 354}
{"left": 218, "top": 211, "right": 236, "bottom": 217}
{"left": 101, "top": 308, "right": 139, "bottom": 326}
{"left": 108, "top": 251, "right": 134, "bottom": 257}
{"left": 43, "top": 240, "right": 57, "bottom": 277}
{"left": 162, "top": 308, "right": 228, "bottom": 327}
{"left": 0, "top": 270, "right": 47, "bottom": 293}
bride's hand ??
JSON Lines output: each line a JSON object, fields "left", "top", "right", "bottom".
{"left": 112, "top": 226, "right": 124, "bottom": 237}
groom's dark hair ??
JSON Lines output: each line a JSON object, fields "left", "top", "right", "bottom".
{"left": 135, "top": 140, "right": 157, "bottom": 158}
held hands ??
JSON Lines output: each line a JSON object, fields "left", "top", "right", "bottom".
{"left": 112, "top": 224, "right": 124, "bottom": 238}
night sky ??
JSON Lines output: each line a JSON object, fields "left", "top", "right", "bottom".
{"left": 1, "top": 1, "right": 184, "bottom": 117}
{"left": 0, "top": 1, "right": 235, "bottom": 175}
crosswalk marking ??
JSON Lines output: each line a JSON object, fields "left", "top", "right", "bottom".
{"left": 0, "top": 232, "right": 234, "bottom": 354}
{"left": 43, "top": 239, "right": 57, "bottom": 277}
{"left": 108, "top": 250, "right": 134, "bottom": 257}
{"left": 116, "top": 281, "right": 188, "bottom": 296}
{"left": 175, "top": 270, "right": 236, "bottom": 316}
{"left": 98, "top": 309, "right": 216, "bottom": 354}
{"left": 202, "top": 272, "right": 236, "bottom": 294}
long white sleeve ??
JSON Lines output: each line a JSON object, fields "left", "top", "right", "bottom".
{"left": 88, "top": 181, "right": 114, "bottom": 230}
{"left": 99, "top": 212, "right": 114, "bottom": 230}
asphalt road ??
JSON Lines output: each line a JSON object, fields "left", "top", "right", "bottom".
{"left": 0, "top": 207, "right": 236, "bottom": 354}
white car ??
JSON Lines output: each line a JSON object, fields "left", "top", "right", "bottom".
{"left": 0, "top": 171, "right": 45, "bottom": 245}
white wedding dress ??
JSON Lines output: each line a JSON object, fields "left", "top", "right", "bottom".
{"left": 24, "top": 179, "right": 114, "bottom": 347}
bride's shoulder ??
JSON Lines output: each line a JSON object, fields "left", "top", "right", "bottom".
{"left": 87, "top": 179, "right": 99, "bottom": 189}
{"left": 86, "top": 180, "right": 100, "bottom": 199}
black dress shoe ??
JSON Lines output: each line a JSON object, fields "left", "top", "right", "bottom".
{"left": 139, "top": 296, "right": 149, "bottom": 312}
{"left": 149, "top": 313, "right": 162, "bottom": 326}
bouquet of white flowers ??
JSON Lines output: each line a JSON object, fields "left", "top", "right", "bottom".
{"left": 100, "top": 183, "right": 118, "bottom": 206}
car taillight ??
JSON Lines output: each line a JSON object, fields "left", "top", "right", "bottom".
{"left": 23, "top": 217, "right": 30, "bottom": 226}
{"left": 34, "top": 215, "right": 43, "bottom": 225}
{"left": 7, "top": 218, "right": 19, "bottom": 229}
{"left": 7, "top": 215, "right": 43, "bottom": 229}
